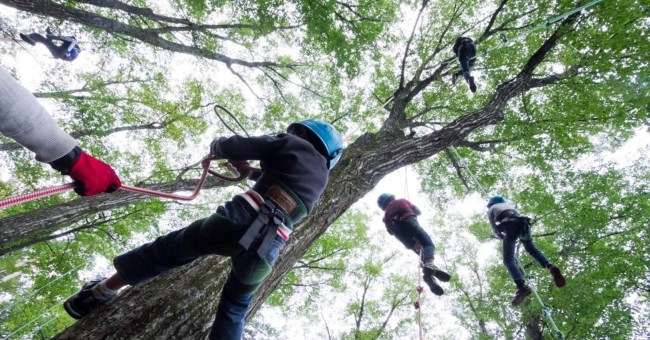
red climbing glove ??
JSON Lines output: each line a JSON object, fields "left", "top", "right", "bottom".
{"left": 68, "top": 152, "right": 122, "bottom": 196}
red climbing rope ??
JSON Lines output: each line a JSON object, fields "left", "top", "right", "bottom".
{"left": 413, "top": 246, "right": 424, "bottom": 340}
{"left": 0, "top": 156, "right": 260, "bottom": 210}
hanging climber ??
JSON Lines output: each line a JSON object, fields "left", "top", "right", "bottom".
{"left": 378, "top": 194, "right": 451, "bottom": 295}
{"left": 63, "top": 119, "right": 344, "bottom": 340}
{"left": 451, "top": 36, "right": 477, "bottom": 93}
{"left": 19, "top": 27, "right": 81, "bottom": 61}
{"left": 487, "top": 196, "right": 566, "bottom": 306}
{"left": 0, "top": 66, "right": 121, "bottom": 196}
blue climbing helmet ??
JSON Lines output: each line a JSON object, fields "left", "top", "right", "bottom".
{"left": 377, "top": 193, "right": 395, "bottom": 211}
{"left": 287, "top": 119, "right": 343, "bottom": 170}
{"left": 487, "top": 195, "right": 507, "bottom": 208}
{"left": 68, "top": 47, "right": 80, "bottom": 61}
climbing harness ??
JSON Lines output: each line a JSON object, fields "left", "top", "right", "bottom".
{"left": 0, "top": 156, "right": 260, "bottom": 210}
{"left": 447, "top": 145, "right": 565, "bottom": 340}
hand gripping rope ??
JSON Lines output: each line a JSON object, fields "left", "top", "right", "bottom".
{"left": 0, "top": 156, "right": 260, "bottom": 210}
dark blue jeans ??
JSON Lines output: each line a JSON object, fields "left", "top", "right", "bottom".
{"left": 501, "top": 219, "right": 549, "bottom": 283}
{"left": 28, "top": 33, "right": 72, "bottom": 60}
{"left": 113, "top": 196, "right": 285, "bottom": 340}
{"left": 455, "top": 42, "right": 477, "bottom": 81}
{"left": 392, "top": 217, "right": 435, "bottom": 262}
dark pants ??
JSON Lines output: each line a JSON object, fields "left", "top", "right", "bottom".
{"left": 113, "top": 196, "right": 285, "bottom": 340}
{"left": 455, "top": 42, "right": 477, "bottom": 81}
{"left": 28, "top": 33, "right": 71, "bottom": 60}
{"left": 500, "top": 219, "right": 549, "bottom": 283}
{"left": 392, "top": 217, "right": 435, "bottom": 262}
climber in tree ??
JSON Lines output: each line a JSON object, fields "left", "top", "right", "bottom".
{"left": 378, "top": 193, "right": 452, "bottom": 295}
{"left": 0, "top": 66, "right": 120, "bottom": 196}
{"left": 451, "top": 36, "right": 477, "bottom": 93}
{"left": 63, "top": 119, "right": 344, "bottom": 340}
{"left": 487, "top": 196, "right": 566, "bottom": 306}
{"left": 20, "top": 27, "right": 81, "bottom": 61}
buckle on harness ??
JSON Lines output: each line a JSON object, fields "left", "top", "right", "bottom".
{"left": 238, "top": 200, "right": 285, "bottom": 258}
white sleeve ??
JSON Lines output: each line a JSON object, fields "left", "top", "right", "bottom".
{"left": 0, "top": 67, "right": 77, "bottom": 163}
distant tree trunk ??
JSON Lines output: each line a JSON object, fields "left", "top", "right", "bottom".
{"left": 524, "top": 313, "right": 544, "bottom": 340}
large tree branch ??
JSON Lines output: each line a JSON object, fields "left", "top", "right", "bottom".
{"left": 1, "top": 0, "right": 296, "bottom": 69}
{"left": 76, "top": 0, "right": 193, "bottom": 25}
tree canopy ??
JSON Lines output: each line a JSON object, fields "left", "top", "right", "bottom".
{"left": 0, "top": 0, "right": 648, "bottom": 339}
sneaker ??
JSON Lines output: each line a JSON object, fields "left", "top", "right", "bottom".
{"left": 63, "top": 278, "right": 115, "bottom": 319}
{"left": 511, "top": 285, "right": 532, "bottom": 306}
{"left": 19, "top": 33, "right": 36, "bottom": 46}
{"left": 422, "top": 261, "right": 451, "bottom": 282}
{"left": 468, "top": 76, "right": 477, "bottom": 93}
{"left": 423, "top": 274, "right": 444, "bottom": 296}
{"left": 451, "top": 73, "right": 458, "bottom": 86}
{"left": 549, "top": 265, "right": 566, "bottom": 288}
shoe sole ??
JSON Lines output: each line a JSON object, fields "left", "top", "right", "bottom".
{"left": 423, "top": 267, "right": 452, "bottom": 282}
{"left": 63, "top": 297, "right": 84, "bottom": 319}
{"left": 423, "top": 275, "right": 444, "bottom": 296}
{"left": 551, "top": 272, "right": 566, "bottom": 288}
{"left": 19, "top": 34, "right": 36, "bottom": 46}
{"left": 511, "top": 289, "right": 532, "bottom": 306}
{"left": 469, "top": 78, "right": 477, "bottom": 93}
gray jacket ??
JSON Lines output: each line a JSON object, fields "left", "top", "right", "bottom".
{"left": 0, "top": 66, "right": 77, "bottom": 163}
{"left": 487, "top": 202, "right": 520, "bottom": 235}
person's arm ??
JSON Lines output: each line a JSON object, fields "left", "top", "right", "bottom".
{"left": 383, "top": 216, "right": 394, "bottom": 235}
{"left": 487, "top": 207, "right": 501, "bottom": 237}
{"left": 410, "top": 202, "right": 422, "bottom": 216}
{"left": 0, "top": 66, "right": 121, "bottom": 196}
{"left": 210, "top": 135, "right": 276, "bottom": 161}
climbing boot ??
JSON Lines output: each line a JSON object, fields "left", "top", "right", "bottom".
{"left": 423, "top": 274, "right": 444, "bottom": 296}
{"left": 511, "top": 285, "right": 532, "bottom": 306}
{"left": 19, "top": 33, "right": 36, "bottom": 46}
{"left": 422, "top": 260, "right": 451, "bottom": 282}
{"left": 549, "top": 265, "right": 566, "bottom": 288}
{"left": 64, "top": 277, "right": 115, "bottom": 319}
{"left": 451, "top": 73, "right": 458, "bottom": 86}
{"left": 468, "top": 76, "right": 477, "bottom": 93}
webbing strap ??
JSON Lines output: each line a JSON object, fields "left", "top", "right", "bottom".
{"left": 238, "top": 200, "right": 284, "bottom": 258}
